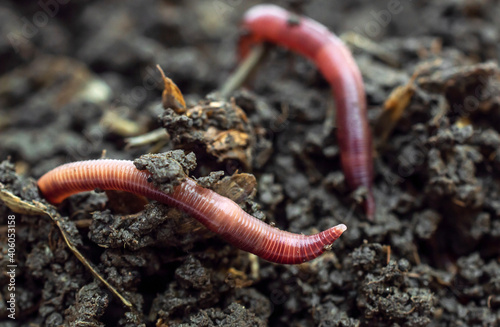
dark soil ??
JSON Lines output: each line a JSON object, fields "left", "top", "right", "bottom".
{"left": 1, "top": 0, "right": 500, "bottom": 326}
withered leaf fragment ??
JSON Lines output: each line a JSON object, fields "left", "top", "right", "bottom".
{"left": 157, "top": 64, "right": 186, "bottom": 113}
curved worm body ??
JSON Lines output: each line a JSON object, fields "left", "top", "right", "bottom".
{"left": 239, "top": 4, "right": 375, "bottom": 219}
{"left": 37, "top": 160, "right": 346, "bottom": 264}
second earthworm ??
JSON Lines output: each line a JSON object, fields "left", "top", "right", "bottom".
{"left": 238, "top": 4, "right": 375, "bottom": 219}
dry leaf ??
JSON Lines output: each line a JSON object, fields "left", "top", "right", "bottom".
{"left": 100, "top": 110, "right": 145, "bottom": 136}
{"left": 0, "top": 183, "right": 47, "bottom": 215}
{"left": 213, "top": 173, "right": 257, "bottom": 204}
{"left": 0, "top": 183, "right": 133, "bottom": 309}
{"left": 157, "top": 64, "right": 186, "bottom": 113}
{"left": 375, "top": 78, "right": 415, "bottom": 146}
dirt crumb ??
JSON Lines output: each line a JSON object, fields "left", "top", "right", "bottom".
{"left": 134, "top": 150, "right": 197, "bottom": 193}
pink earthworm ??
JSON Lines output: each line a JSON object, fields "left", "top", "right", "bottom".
{"left": 38, "top": 159, "right": 346, "bottom": 264}
{"left": 238, "top": 4, "right": 375, "bottom": 218}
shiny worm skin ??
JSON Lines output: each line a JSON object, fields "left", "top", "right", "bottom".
{"left": 37, "top": 160, "right": 346, "bottom": 264}
{"left": 239, "top": 4, "right": 375, "bottom": 219}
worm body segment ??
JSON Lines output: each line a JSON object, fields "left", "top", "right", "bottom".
{"left": 37, "top": 160, "right": 346, "bottom": 264}
{"left": 239, "top": 4, "right": 375, "bottom": 218}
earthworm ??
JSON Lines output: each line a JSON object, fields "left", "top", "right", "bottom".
{"left": 239, "top": 4, "right": 375, "bottom": 219}
{"left": 37, "top": 160, "right": 346, "bottom": 264}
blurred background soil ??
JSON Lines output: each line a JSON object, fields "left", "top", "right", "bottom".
{"left": 1, "top": 0, "right": 500, "bottom": 326}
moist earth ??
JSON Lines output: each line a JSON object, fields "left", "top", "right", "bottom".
{"left": 1, "top": 0, "right": 500, "bottom": 326}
